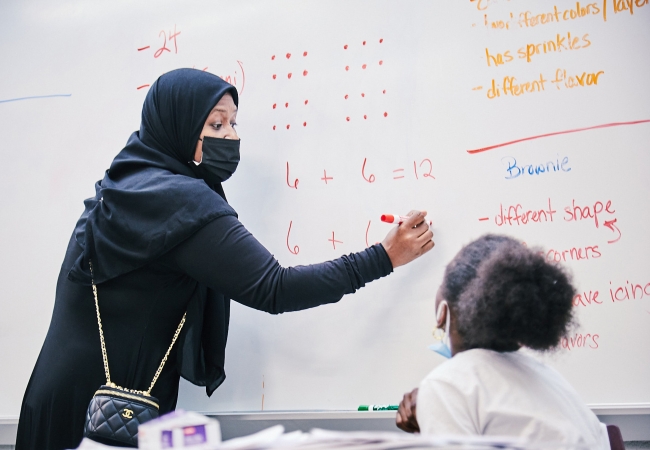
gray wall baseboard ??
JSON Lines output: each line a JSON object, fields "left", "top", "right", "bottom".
{"left": 0, "top": 423, "right": 16, "bottom": 447}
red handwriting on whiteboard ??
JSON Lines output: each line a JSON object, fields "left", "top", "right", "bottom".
{"left": 219, "top": 61, "right": 246, "bottom": 95}
{"left": 573, "top": 290, "right": 603, "bottom": 306}
{"left": 328, "top": 231, "right": 343, "bottom": 249}
{"left": 321, "top": 170, "right": 333, "bottom": 184}
{"left": 545, "top": 244, "right": 601, "bottom": 263}
{"left": 136, "top": 25, "right": 180, "bottom": 58}
{"left": 365, "top": 220, "right": 380, "bottom": 248}
{"left": 603, "top": 219, "right": 621, "bottom": 243}
{"left": 135, "top": 25, "right": 180, "bottom": 90}
{"left": 135, "top": 25, "right": 234, "bottom": 92}
{"left": 563, "top": 199, "right": 615, "bottom": 229}
{"left": 365, "top": 221, "right": 372, "bottom": 247}
{"left": 560, "top": 333, "right": 599, "bottom": 350}
{"left": 467, "top": 120, "right": 650, "bottom": 155}
{"left": 494, "top": 199, "right": 557, "bottom": 226}
{"left": 286, "top": 221, "right": 300, "bottom": 255}
{"left": 609, "top": 279, "right": 650, "bottom": 302}
{"left": 285, "top": 162, "right": 299, "bottom": 189}
{"left": 414, "top": 159, "right": 436, "bottom": 179}
{"left": 362, "top": 158, "right": 376, "bottom": 183}
{"left": 573, "top": 290, "right": 602, "bottom": 307}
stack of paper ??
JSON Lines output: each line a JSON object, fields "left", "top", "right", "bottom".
{"left": 215, "top": 425, "right": 580, "bottom": 449}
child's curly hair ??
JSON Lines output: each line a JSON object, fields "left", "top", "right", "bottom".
{"left": 442, "top": 234, "right": 576, "bottom": 352}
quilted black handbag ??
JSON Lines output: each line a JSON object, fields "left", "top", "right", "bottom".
{"left": 83, "top": 261, "right": 186, "bottom": 447}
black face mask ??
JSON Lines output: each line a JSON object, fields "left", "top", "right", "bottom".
{"left": 196, "top": 136, "right": 240, "bottom": 184}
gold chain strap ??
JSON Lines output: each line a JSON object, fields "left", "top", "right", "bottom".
{"left": 89, "top": 261, "right": 186, "bottom": 397}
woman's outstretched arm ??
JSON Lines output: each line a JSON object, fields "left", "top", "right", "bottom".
{"left": 163, "top": 212, "right": 433, "bottom": 314}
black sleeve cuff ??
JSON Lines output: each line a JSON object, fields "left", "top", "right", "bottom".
{"left": 342, "top": 244, "right": 394, "bottom": 291}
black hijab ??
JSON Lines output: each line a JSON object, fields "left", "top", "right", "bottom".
{"left": 68, "top": 68, "right": 240, "bottom": 395}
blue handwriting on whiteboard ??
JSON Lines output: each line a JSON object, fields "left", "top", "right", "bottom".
{"left": 0, "top": 94, "right": 72, "bottom": 104}
{"left": 502, "top": 155, "right": 571, "bottom": 180}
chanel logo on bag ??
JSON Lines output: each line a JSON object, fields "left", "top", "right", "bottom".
{"left": 122, "top": 408, "right": 134, "bottom": 419}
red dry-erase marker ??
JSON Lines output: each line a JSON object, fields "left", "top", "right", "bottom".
{"left": 381, "top": 214, "right": 432, "bottom": 225}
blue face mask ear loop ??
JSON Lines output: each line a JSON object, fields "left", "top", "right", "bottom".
{"left": 429, "top": 301, "right": 452, "bottom": 359}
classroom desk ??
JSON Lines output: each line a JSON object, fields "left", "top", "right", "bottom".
{"left": 1, "top": 408, "right": 649, "bottom": 445}
{"left": 209, "top": 409, "right": 650, "bottom": 442}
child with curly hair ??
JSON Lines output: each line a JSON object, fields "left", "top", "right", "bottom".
{"left": 396, "top": 234, "right": 609, "bottom": 448}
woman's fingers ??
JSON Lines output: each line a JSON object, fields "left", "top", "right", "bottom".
{"left": 416, "top": 229, "right": 434, "bottom": 246}
{"left": 381, "top": 210, "right": 435, "bottom": 268}
{"left": 403, "top": 210, "right": 427, "bottom": 228}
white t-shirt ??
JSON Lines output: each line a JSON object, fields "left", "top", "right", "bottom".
{"left": 417, "top": 349, "right": 609, "bottom": 449}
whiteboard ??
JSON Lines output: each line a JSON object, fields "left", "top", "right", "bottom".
{"left": 0, "top": 0, "right": 649, "bottom": 419}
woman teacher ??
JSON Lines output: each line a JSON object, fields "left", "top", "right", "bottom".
{"left": 16, "top": 69, "right": 434, "bottom": 450}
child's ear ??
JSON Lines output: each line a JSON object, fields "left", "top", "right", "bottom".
{"left": 436, "top": 301, "right": 448, "bottom": 329}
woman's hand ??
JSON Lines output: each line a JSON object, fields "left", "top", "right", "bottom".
{"left": 396, "top": 387, "right": 420, "bottom": 433}
{"left": 381, "top": 211, "right": 434, "bottom": 268}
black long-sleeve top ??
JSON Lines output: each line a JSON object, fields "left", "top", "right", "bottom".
{"left": 16, "top": 215, "right": 393, "bottom": 450}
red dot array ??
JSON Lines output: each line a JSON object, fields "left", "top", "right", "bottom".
{"left": 271, "top": 96, "right": 310, "bottom": 130}
{"left": 342, "top": 39, "right": 388, "bottom": 122}
{"left": 342, "top": 39, "right": 384, "bottom": 71}
{"left": 271, "top": 50, "right": 309, "bottom": 81}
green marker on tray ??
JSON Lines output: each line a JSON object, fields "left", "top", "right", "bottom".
{"left": 358, "top": 404, "right": 399, "bottom": 411}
